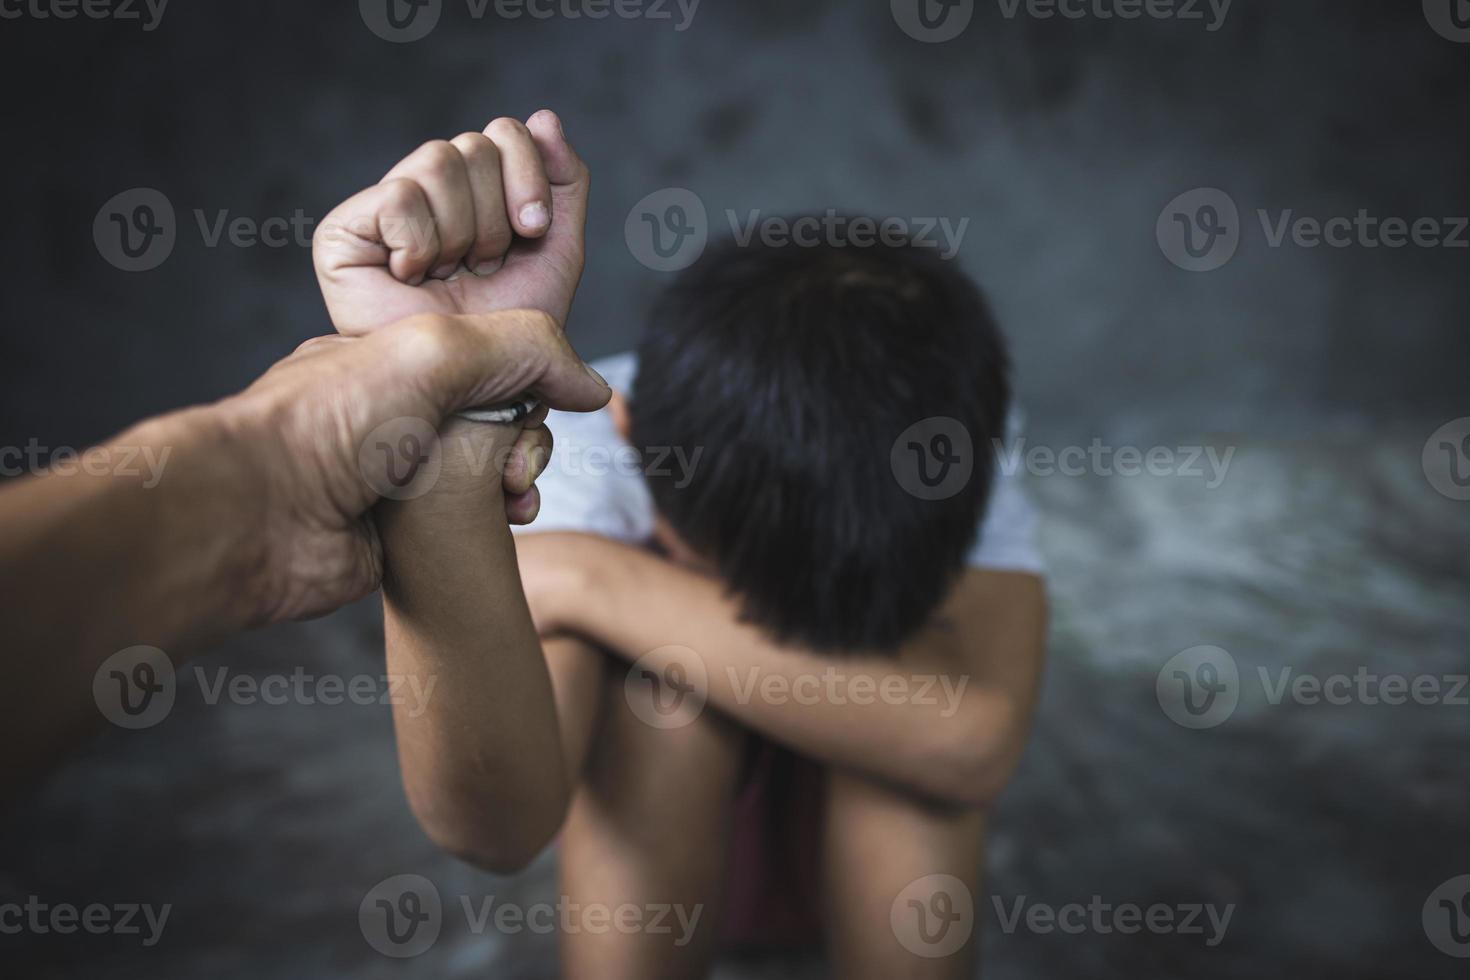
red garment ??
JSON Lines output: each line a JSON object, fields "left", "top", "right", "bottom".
{"left": 719, "top": 741, "right": 826, "bottom": 949}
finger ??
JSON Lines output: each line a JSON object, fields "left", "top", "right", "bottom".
{"left": 387, "top": 310, "right": 611, "bottom": 419}
{"left": 483, "top": 116, "right": 552, "bottom": 238}
{"left": 526, "top": 108, "right": 589, "bottom": 276}
{"left": 382, "top": 140, "right": 477, "bottom": 280}
{"left": 522, "top": 403, "right": 551, "bottom": 429}
{"left": 503, "top": 424, "right": 554, "bottom": 496}
{"left": 526, "top": 109, "right": 587, "bottom": 191}
{"left": 313, "top": 178, "right": 440, "bottom": 288}
{"left": 290, "top": 334, "right": 355, "bottom": 359}
{"left": 505, "top": 484, "right": 541, "bottom": 526}
{"left": 448, "top": 132, "right": 514, "bottom": 275}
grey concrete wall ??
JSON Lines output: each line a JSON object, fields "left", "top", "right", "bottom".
{"left": 1, "top": 0, "right": 1466, "bottom": 448}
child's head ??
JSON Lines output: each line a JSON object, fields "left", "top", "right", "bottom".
{"left": 631, "top": 224, "right": 1010, "bottom": 652}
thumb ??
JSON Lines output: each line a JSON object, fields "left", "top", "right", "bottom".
{"left": 526, "top": 109, "right": 588, "bottom": 249}
{"left": 402, "top": 311, "right": 611, "bottom": 419}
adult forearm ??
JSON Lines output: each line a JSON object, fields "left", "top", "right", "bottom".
{"left": 0, "top": 404, "right": 261, "bottom": 797}
{"left": 378, "top": 477, "right": 570, "bottom": 872}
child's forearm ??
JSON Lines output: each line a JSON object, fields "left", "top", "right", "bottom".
{"left": 378, "top": 465, "right": 570, "bottom": 873}
{"left": 528, "top": 534, "right": 1046, "bottom": 808}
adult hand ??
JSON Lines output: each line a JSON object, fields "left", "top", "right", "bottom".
{"left": 313, "top": 110, "right": 588, "bottom": 334}
{"left": 229, "top": 310, "right": 607, "bottom": 624}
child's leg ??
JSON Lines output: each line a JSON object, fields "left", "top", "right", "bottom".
{"left": 549, "top": 639, "right": 746, "bottom": 980}
{"left": 821, "top": 769, "right": 988, "bottom": 979}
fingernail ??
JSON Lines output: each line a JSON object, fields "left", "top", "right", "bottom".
{"left": 431, "top": 261, "right": 458, "bottom": 280}
{"left": 519, "top": 201, "right": 549, "bottom": 231}
{"left": 585, "top": 362, "right": 609, "bottom": 388}
{"left": 473, "top": 258, "right": 502, "bottom": 276}
{"left": 408, "top": 271, "right": 426, "bottom": 286}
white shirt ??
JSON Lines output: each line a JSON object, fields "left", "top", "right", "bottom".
{"left": 515, "top": 352, "right": 1045, "bottom": 576}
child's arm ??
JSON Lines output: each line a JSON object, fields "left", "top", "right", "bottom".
{"left": 519, "top": 532, "right": 1046, "bottom": 809}
{"left": 377, "top": 417, "right": 570, "bottom": 872}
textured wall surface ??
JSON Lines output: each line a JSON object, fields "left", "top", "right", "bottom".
{"left": 1, "top": 1, "right": 1468, "bottom": 977}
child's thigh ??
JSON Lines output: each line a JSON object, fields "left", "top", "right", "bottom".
{"left": 821, "top": 769, "right": 988, "bottom": 979}
{"left": 577, "top": 651, "right": 747, "bottom": 819}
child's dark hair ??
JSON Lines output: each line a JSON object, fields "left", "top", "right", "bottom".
{"left": 631, "top": 223, "right": 1011, "bottom": 652}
